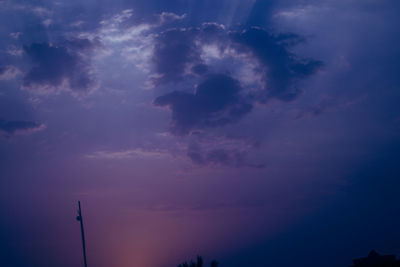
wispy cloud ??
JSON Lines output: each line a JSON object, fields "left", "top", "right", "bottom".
{"left": 0, "top": 65, "right": 21, "bottom": 80}
{"left": 85, "top": 148, "right": 172, "bottom": 160}
{"left": 0, "top": 119, "right": 45, "bottom": 137}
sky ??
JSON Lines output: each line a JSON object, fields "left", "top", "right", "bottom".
{"left": 1, "top": 0, "right": 400, "bottom": 266}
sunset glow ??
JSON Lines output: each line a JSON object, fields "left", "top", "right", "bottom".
{"left": 1, "top": 0, "right": 400, "bottom": 266}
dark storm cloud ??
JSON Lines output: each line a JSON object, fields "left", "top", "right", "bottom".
{"left": 151, "top": 24, "right": 321, "bottom": 98}
{"left": 0, "top": 118, "right": 44, "bottom": 137}
{"left": 22, "top": 38, "right": 98, "bottom": 95}
{"left": 152, "top": 24, "right": 322, "bottom": 135}
{"left": 152, "top": 28, "right": 201, "bottom": 84}
{"left": 154, "top": 74, "right": 252, "bottom": 134}
{"left": 151, "top": 23, "right": 228, "bottom": 85}
{"left": 231, "top": 27, "right": 323, "bottom": 101}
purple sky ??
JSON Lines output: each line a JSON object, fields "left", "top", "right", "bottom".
{"left": 1, "top": 0, "right": 400, "bottom": 266}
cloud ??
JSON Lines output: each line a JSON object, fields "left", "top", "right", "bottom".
{"left": 87, "top": 9, "right": 187, "bottom": 80}
{"left": 150, "top": 24, "right": 322, "bottom": 97}
{"left": 191, "top": 63, "right": 208, "bottom": 75}
{"left": 151, "top": 25, "right": 322, "bottom": 135}
{"left": 188, "top": 147, "right": 243, "bottom": 166}
{"left": 152, "top": 27, "right": 202, "bottom": 85}
{"left": 150, "top": 23, "right": 228, "bottom": 86}
{"left": 21, "top": 38, "right": 99, "bottom": 96}
{"left": 9, "top": 32, "right": 22, "bottom": 39}
{"left": 0, "top": 65, "right": 21, "bottom": 80}
{"left": 158, "top": 12, "right": 187, "bottom": 24}
{"left": 186, "top": 139, "right": 265, "bottom": 168}
{"left": 230, "top": 27, "right": 323, "bottom": 101}
{"left": 85, "top": 148, "right": 171, "bottom": 160}
{"left": 154, "top": 74, "right": 252, "bottom": 134}
{"left": 0, "top": 119, "right": 45, "bottom": 137}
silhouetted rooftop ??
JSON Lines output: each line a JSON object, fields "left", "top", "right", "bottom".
{"left": 351, "top": 250, "right": 399, "bottom": 267}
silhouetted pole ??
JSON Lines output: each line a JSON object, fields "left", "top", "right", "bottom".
{"left": 76, "top": 201, "right": 88, "bottom": 267}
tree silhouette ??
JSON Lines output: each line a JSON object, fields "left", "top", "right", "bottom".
{"left": 177, "top": 256, "right": 218, "bottom": 267}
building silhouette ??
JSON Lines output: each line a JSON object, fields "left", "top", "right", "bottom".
{"left": 351, "top": 250, "right": 400, "bottom": 267}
